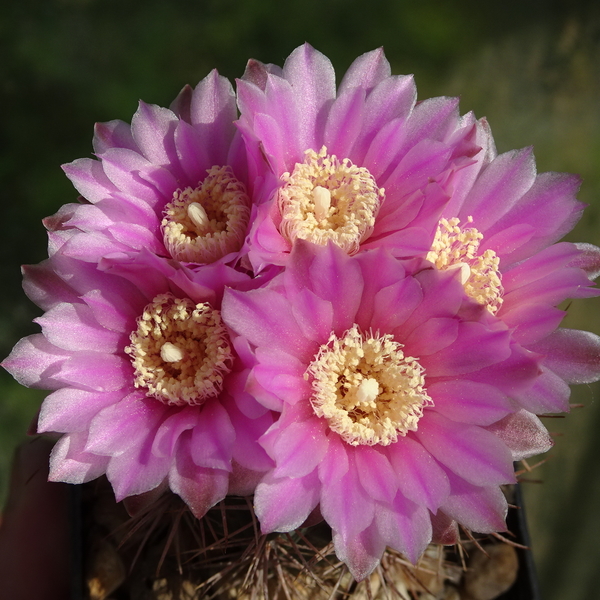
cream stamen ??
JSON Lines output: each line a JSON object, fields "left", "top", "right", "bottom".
{"left": 427, "top": 217, "right": 504, "bottom": 314}
{"left": 306, "top": 325, "right": 432, "bottom": 446}
{"left": 162, "top": 165, "right": 250, "bottom": 264}
{"left": 125, "top": 293, "right": 234, "bottom": 406}
{"left": 278, "top": 147, "right": 384, "bottom": 254}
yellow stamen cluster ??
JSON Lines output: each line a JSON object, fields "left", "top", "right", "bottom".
{"left": 278, "top": 147, "right": 385, "bottom": 254}
{"left": 125, "top": 293, "right": 234, "bottom": 406}
{"left": 161, "top": 166, "right": 250, "bottom": 263}
{"left": 426, "top": 217, "right": 504, "bottom": 314}
{"left": 306, "top": 325, "right": 432, "bottom": 446}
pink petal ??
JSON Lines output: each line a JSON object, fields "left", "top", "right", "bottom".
{"left": 317, "top": 435, "right": 349, "bottom": 484}
{"left": 38, "top": 388, "right": 124, "bottom": 434}
{"left": 85, "top": 394, "right": 167, "bottom": 456}
{"left": 374, "top": 492, "right": 432, "bottom": 564}
{"left": 21, "top": 262, "right": 78, "bottom": 310}
{"left": 281, "top": 43, "right": 336, "bottom": 151}
{"left": 324, "top": 86, "right": 366, "bottom": 159}
{"left": 93, "top": 119, "right": 137, "bottom": 154}
{"left": 423, "top": 322, "right": 511, "bottom": 377}
{"left": 427, "top": 380, "right": 514, "bottom": 426}
{"left": 130, "top": 101, "right": 179, "bottom": 169}
{"left": 387, "top": 436, "right": 450, "bottom": 512}
{"left": 530, "top": 328, "right": 600, "bottom": 384}
{"left": 405, "top": 317, "right": 459, "bottom": 356}
{"left": 106, "top": 435, "right": 172, "bottom": 501}
{"left": 152, "top": 407, "right": 199, "bottom": 458}
{"left": 35, "top": 302, "right": 122, "bottom": 353}
{"left": 440, "top": 470, "right": 508, "bottom": 533}
{"left": 254, "top": 469, "right": 321, "bottom": 532}
{"left": 572, "top": 243, "right": 600, "bottom": 280}
{"left": 61, "top": 158, "right": 117, "bottom": 204}
{"left": 2, "top": 334, "right": 70, "bottom": 390}
{"left": 169, "top": 432, "right": 230, "bottom": 518}
{"left": 334, "top": 521, "right": 387, "bottom": 582}
{"left": 285, "top": 241, "right": 363, "bottom": 335}
{"left": 54, "top": 352, "right": 131, "bottom": 392}
{"left": 270, "top": 418, "right": 329, "bottom": 478}
{"left": 487, "top": 410, "right": 553, "bottom": 461}
{"left": 49, "top": 432, "right": 110, "bottom": 484}
{"left": 222, "top": 287, "right": 314, "bottom": 359}
{"left": 514, "top": 366, "right": 571, "bottom": 413}
{"left": 338, "top": 48, "right": 391, "bottom": 95}
{"left": 415, "top": 412, "right": 515, "bottom": 486}
{"left": 355, "top": 446, "right": 399, "bottom": 503}
{"left": 174, "top": 119, "right": 211, "bottom": 182}
{"left": 461, "top": 147, "right": 537, "bottom": 231}
{"left": 320, "top": 453, "right": 375, "bottom": 546}
{"left": 189, "top": 400, "right": 236, "bottom": 471}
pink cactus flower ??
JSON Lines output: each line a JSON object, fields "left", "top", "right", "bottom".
{"left": 2, "top": 251, "right": 274, "bottom": 517}
{"left": 237, "top": 43, "right": 483, "bottom": 272}
{"left": 50, "top": 70, "right": 274, "bottom": 272}
{"left": 222, "top": 241, "right": 564, "bottom": 580}
{"left": 423, "top": 129, "right": 600, "bottom": 413}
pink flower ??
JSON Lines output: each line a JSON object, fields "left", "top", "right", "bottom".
{"left": 222, "top": 241, "right": 552, "bottom": 580}
{"left": 423, "top": 137, "right": 600, "bottom": 413}
{"left": 49, "top": 70, "right": 272, "bottom": 271}
{"left": 1, "top": 250, "right": 274, "bottom": 517}
{"left": 237, "top": 44, "right": 482, "bottom": 271}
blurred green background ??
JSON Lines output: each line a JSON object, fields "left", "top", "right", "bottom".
{"left": 2, "top": 0, "right": 599, "bottom": 597}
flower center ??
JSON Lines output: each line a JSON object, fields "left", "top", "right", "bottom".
{"left": 306, "top": 325, "right": 432, "bottom": 446}
{"left": 125, "top": 293, "right": 234, "bottom": 406}
{"left": 426, "top": 217, "right": 504, "bottom": 314}
{"left": 161, "top": 166, "right": 250, "bottom": 263}
{"left": 278, "top": 147, "right": 384, "bottom": 254}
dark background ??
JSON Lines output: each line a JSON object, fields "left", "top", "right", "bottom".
{"left": 2, "top": 1, "right": 600, "bottom": 597}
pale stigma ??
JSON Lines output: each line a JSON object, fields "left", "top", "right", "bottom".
{"left": 306, "top": 325, "right": 432, "bottom": 446}
{"left": 427, "top": 216, "right": 504, "bottom": 314}
{"left": 162, "top": 166, "right": 250, "bottom": 264}
{"left": 278, "top": 147, "right": 385, "bottom": 254}
{"left": 125, "top": 293, "right": 234, "bottom": 406}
